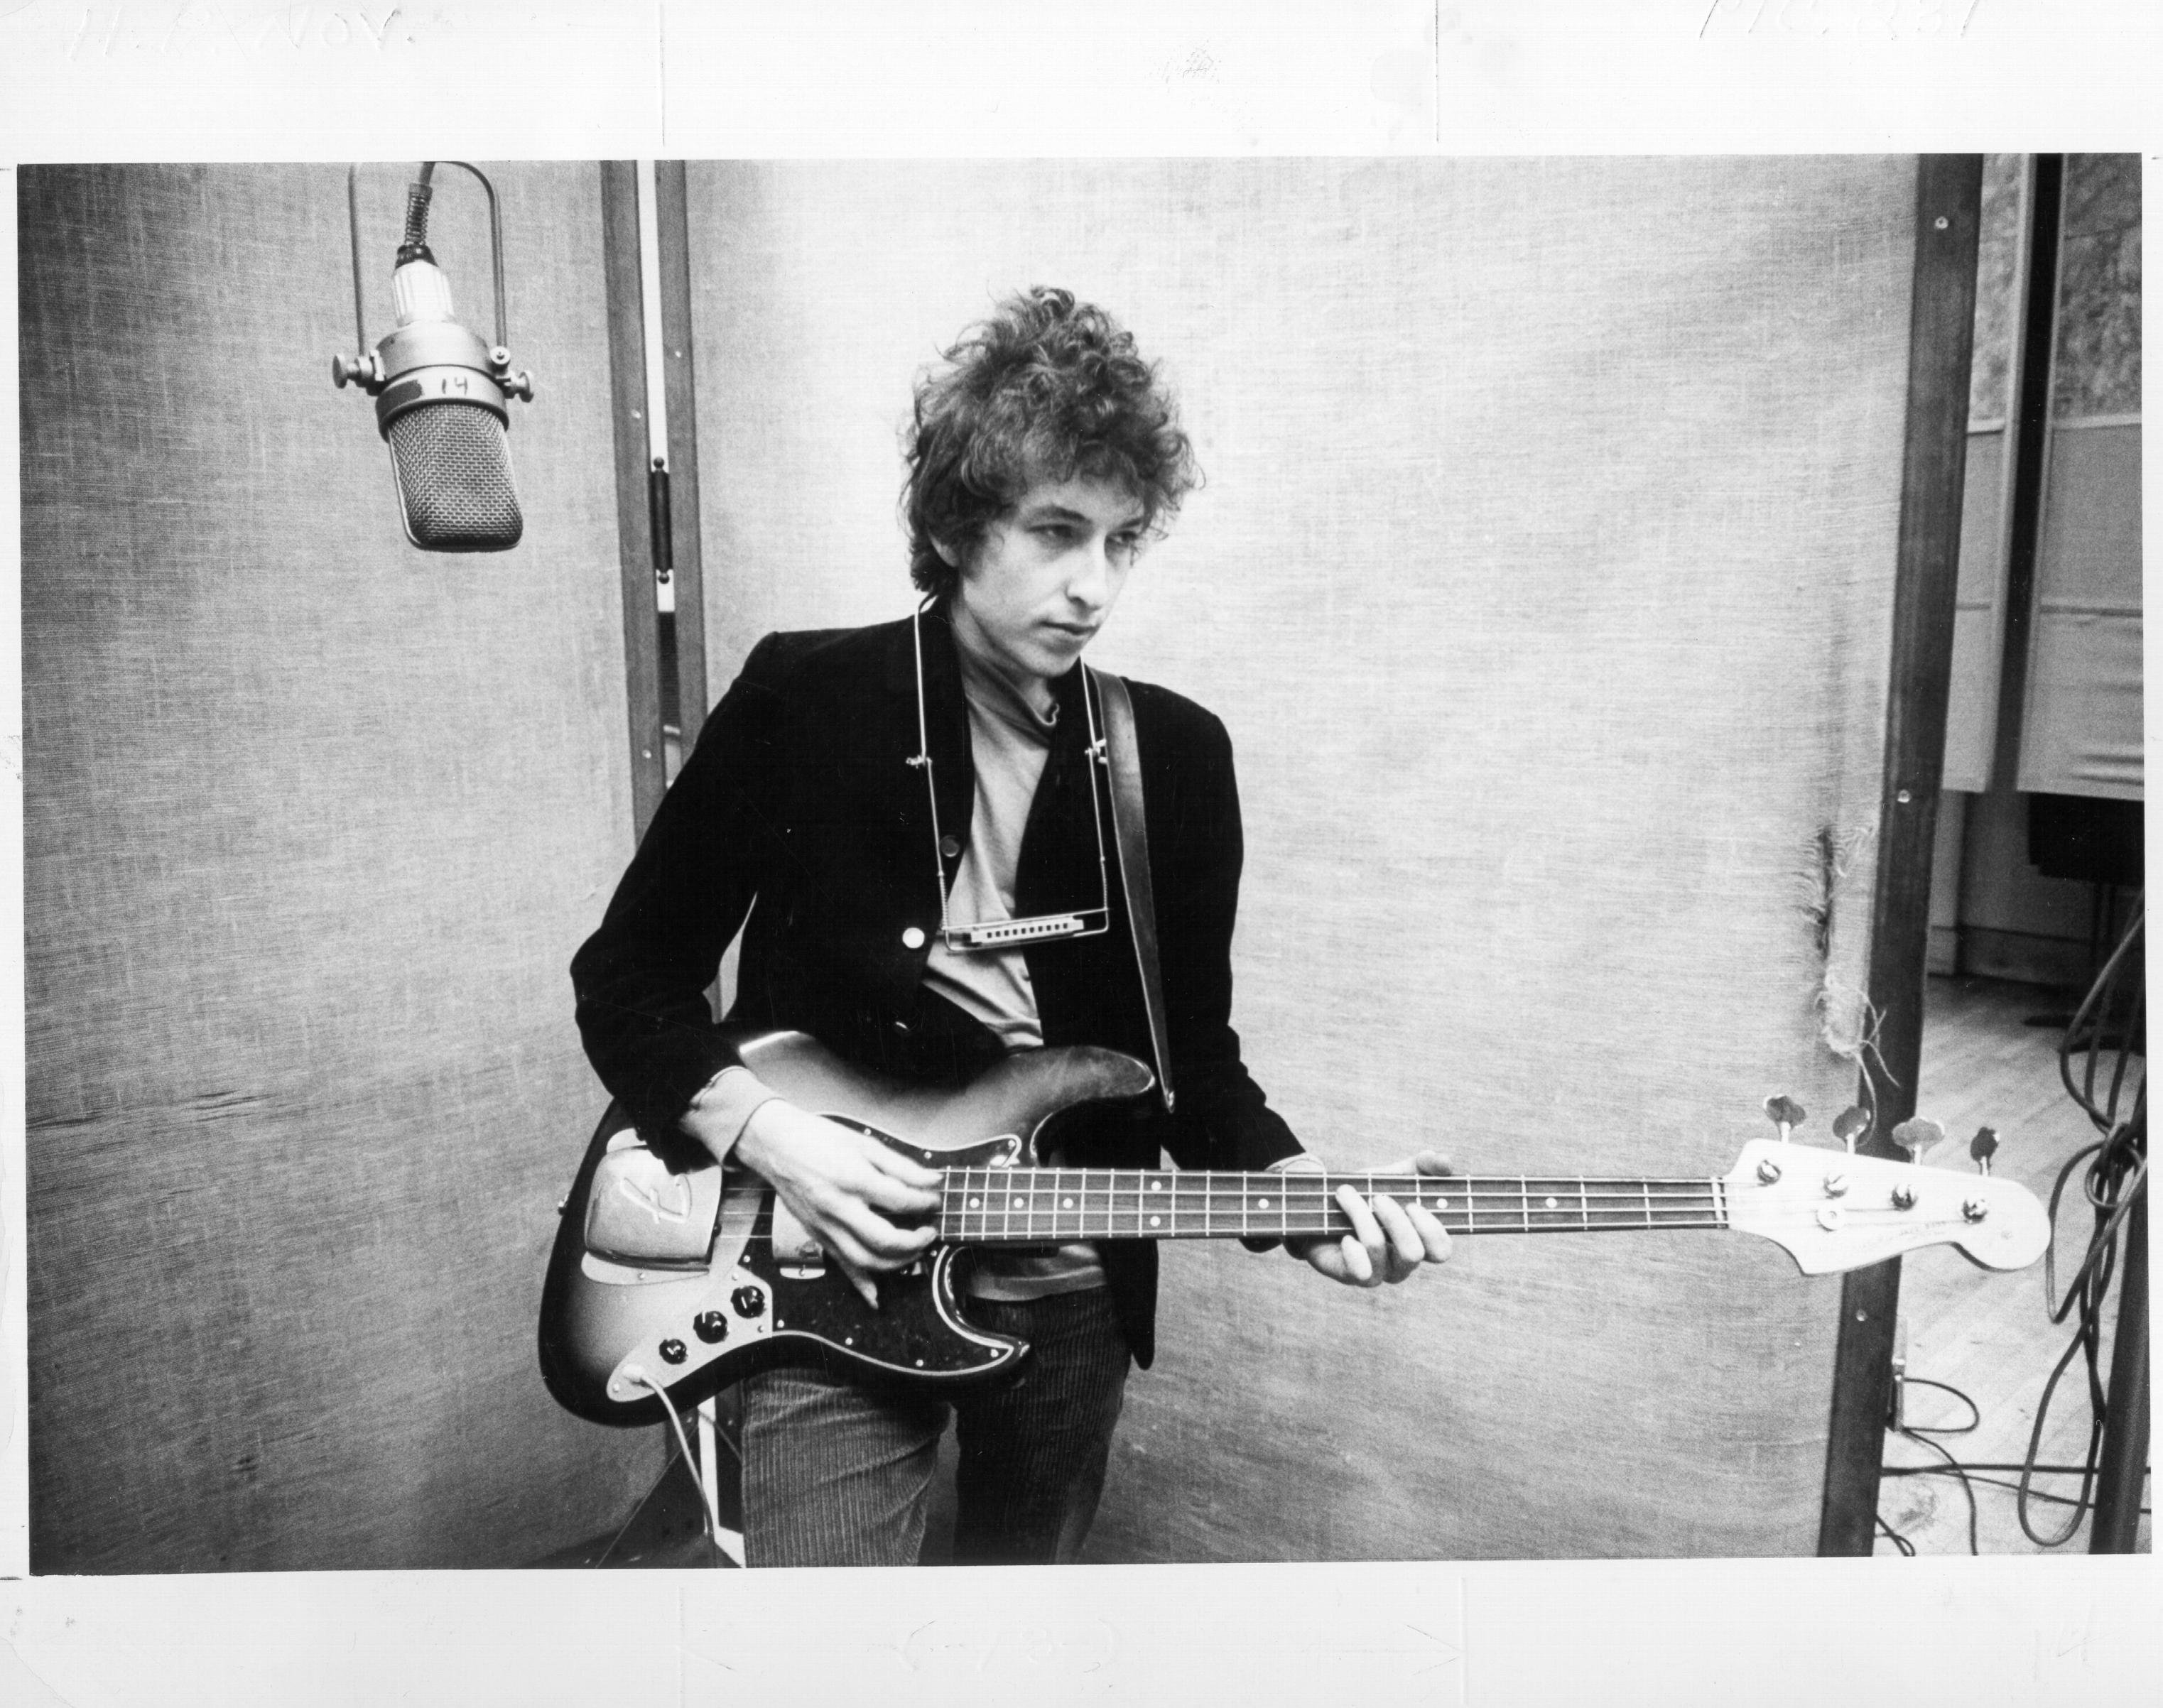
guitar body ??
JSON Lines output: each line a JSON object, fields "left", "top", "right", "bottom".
{"left": 538, "top": 1028, "right": 1156, "bottom": 1427}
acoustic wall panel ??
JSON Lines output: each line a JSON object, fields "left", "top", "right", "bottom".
{"left": 2020, "top": 415, "right": 2145, "bottom": 802}
{"left": 1941, "top": 152, "right": 2032, "bottom": 795}
{"left": 2017, "top": 153, "right": 2142, "bottom": 802}
{"left": 687, "top": 158, "right": 1918, "bottom": 1559}
{"left": 20, "top": 164, "right": 651, "bottom": 1571}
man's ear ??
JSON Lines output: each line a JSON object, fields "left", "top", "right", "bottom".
{"left": 932, "top": 536, "right": 961, "bottom": 569}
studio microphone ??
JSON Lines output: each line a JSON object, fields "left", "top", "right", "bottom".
{"left": 332, "top": 163, "right": 533, "bottom": 553}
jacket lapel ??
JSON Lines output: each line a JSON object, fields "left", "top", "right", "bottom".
{"left": 882, "top": 605, "right": 974, "bottom": 883}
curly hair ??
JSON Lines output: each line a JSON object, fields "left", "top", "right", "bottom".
{"left": 901, "top": 287, "right": 1200, "bottom": 598}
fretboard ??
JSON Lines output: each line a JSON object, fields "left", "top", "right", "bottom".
{"left": 936, "top": 1170, "right": 1729, "bottom": 1243}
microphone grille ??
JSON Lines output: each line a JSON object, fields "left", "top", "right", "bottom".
{"left": 385, "top": 401, "right": 525, "bottom": 553}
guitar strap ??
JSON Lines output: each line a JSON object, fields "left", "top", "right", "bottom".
{"left": 1090, "top": 669, "right": 1175, "bottom": 1116}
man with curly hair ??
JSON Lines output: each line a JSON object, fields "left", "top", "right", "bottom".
{"left": 573, "top": 287, "right": 1451, "bottom": 1567}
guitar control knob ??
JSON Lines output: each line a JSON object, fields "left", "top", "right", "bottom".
{"left": 731, "top": 1284, "right": 767, "bottom": 1319}
{"left": 693, "top": 1310, "right": 729, "bottom": 1344}
{"left": 658, "top": 1338, "right": 688, "bottom": 1366}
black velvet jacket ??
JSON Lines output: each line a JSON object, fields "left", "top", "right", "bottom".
{"left": 570, "top": 606, "right": 1303, "bottom": 1365}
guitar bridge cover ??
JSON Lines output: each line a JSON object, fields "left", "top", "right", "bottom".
{"left": 583, "top": 1138, "right": 724, "bottom": 1268}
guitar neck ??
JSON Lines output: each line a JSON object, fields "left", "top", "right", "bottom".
{"left": 937, "top": 1168, "right": 1729, "bottom": 1244}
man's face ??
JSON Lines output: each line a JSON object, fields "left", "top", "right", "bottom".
{"left": 941, "top": 475, "right": 1147, "bottom": 683}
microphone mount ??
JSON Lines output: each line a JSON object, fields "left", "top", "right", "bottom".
{"left": 331, "top": 161, "right": 535, "bottom": 434}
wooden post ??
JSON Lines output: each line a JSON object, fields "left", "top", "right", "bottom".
{"left": 601, "top": 160, "right": 668, "bottom": 839}
{"left": 653, "top": 161, "right": 711, "bottom": 752}
{"left": 2090, "top": 1182, "right": 2150, "bottom": 1552}
{"left": 1817, "top": 154, "right": 1986, "bottom": 1556}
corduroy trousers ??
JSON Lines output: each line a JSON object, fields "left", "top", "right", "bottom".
{"left": 740, "top": 1287, "right": 1132, "bottom": 1567}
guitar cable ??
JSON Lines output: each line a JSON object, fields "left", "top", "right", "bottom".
{"left": 626, "top": 1366, "right": 730, "bottom": 1559}
{"left": 1880, "top": 903, "right": 2150, "bottom": 1554}
{"left": 1886, "top": 1374, "right": 1983, "bottom": 1555}
{"left": 2017, "top": 900, "right": 2145, "bottom": 1547}
{"left": 1875, "top": 1514, "right": 1917, "bottom": 1556}
{"left": 1882, "top": 1370, "right": 2154, "bottom": 1549}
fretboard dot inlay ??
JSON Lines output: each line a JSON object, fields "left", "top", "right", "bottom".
{"left": 1149, "top": 1180, "right": 1163, "bottom": 1192}
{"left": 1257, "top": 1197, "right": 1270, "bottom": 1209}
{"left": 1061, "top": 1197, "right": 1074, "bottom": 1209}
{"left": 1010, "top": 1197, "right": 1024, "bottom": 1209}
{"left": 1544, "top": 1196, "right": 1559, "bottom": 1209}
{"left": 1149, "top": 1216, "right": 1162, "bottom": 1228}
{"left": 967, "top": 1197, "right": 982, "bottom": 1209}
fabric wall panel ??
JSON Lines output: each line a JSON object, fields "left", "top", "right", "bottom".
{"left": 21, "top": 163, "right": 649, "bottom": 1571}
{"left": 1939, "top": 152, "right": 2029, "bottom": 798}
{"left": 2017, "top": 421, "right": 2144, "bottom": 800}
{"left": 2016, "top": 153, "right": 2142, "bottom": 802}
{"left": 2017, "top": 394, "right": 2145, "bottom": 806}
{"left": 1944, "top": 428, "right": 2009, "bottom": 791}
{"left": 687, "top": 158, "right": 1917, "bottom": 1558}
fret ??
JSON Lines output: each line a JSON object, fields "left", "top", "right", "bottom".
{"left": 1578, "top": 1175, "right": 1589, "bottom": 1232}
{"left": 1519, "top": 1176, "right": 1530, "bottom": 1233}
{"left": 1642, "top": 1180, "right": 1652, "bottom": 1229}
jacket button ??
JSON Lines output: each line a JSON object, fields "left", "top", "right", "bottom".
{"left": 939, "top": 835, "right": 961, "bottom": 860}
{"left": 901, "top": 927, "right": 926, "bottom": 950}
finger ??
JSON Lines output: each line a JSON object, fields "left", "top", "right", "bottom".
{"left": 851, "top": 1213, "right": 940, "bottom": 1266}
{"left": 1336, "top": 1233, "right": 1372, "bottom": 1284}
{"left": 852, "top": 1165, "right": 943, "bottom": 1217}
{"left": 1370, "top": 1193, "right": 1426, "bottom": 1279}
{"left": 1335, "top": 1185, "right": 1389, "bottom": 1284}
{"left": 814, "top": 1196, "right": 936, "bottom": 1267}
{"left": 1406, "top": 1203, "right": 1453, "bottom": 1263}
{"left": 834, "top": 1255, "right": 882, "bottom": 1311}
{"left": 1411, "top": 1149, "right": 1457, "bottom": 1177}
{"left": 863, "top": 1142, "right": 945, "bottom": 1192}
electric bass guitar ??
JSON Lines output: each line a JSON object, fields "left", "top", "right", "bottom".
{"left": 538, "top": 1028, "right": 2050, "bottom": 1427}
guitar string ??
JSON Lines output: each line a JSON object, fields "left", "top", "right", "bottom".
{"left": 715, "top": 1165, "right": 1945, "bottom": 1246}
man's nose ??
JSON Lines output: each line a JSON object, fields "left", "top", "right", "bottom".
{"left": 1066, "top": 537, "right": 1113, "bottom": 607}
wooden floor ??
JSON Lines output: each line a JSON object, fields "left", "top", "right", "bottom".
{"left": 1877, "top": 974, "right": 2150, "bottom": 1555}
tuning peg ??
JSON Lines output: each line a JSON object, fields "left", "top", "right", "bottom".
{"left": 1891, "top": 1117, "right": 1946, "bottom": 1167}
{"left": 1832, "top": 1106, "right": 1871, "bottom": 1154}
{"left": 1969, "top": 1126, "right": 1999, "bottom": 1176}
{"left": 1763, "top": 1095, "right": 1807, "bottom": 1143}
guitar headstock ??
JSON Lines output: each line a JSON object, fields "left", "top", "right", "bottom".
{"left": 1723, "top": 1137, "right": 2049, "bottom": 1275}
